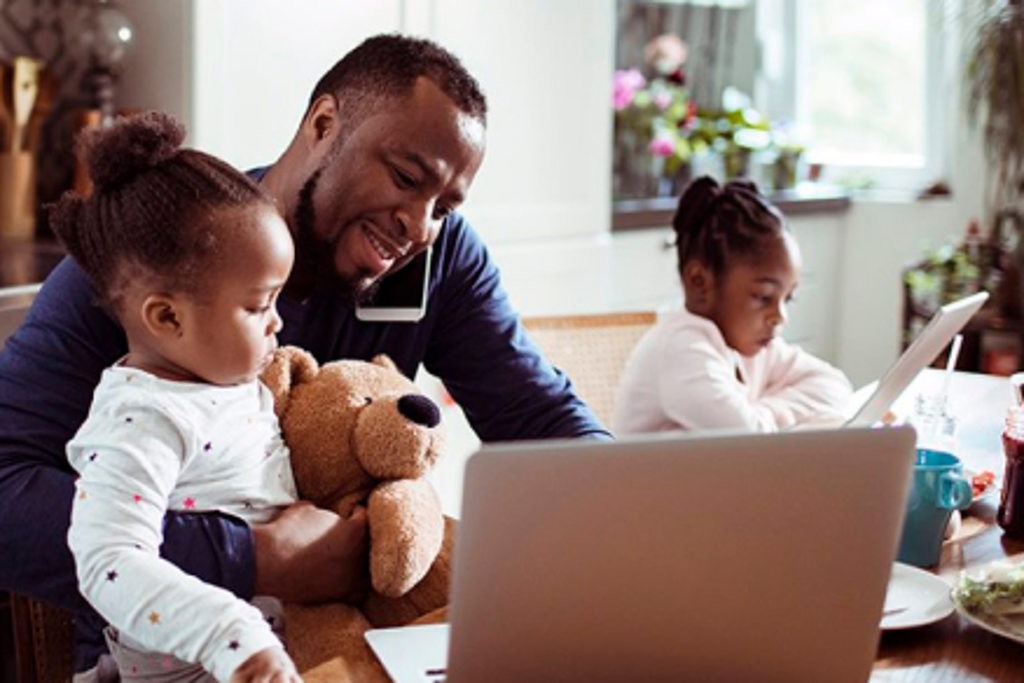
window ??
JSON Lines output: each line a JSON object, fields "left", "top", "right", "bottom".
{"left": 757, "top": 0, "right": 948, "bottom": 192}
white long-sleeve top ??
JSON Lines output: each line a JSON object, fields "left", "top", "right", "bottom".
{"left": 612, "top": 307, "right": 853, "bottom": 434}
{"left": 67, "top": 364, "right": 298, "bottom": 682}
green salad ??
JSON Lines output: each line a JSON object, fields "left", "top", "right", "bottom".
{"left": 955, "top": 560, "right": 1024, "bottom": 615}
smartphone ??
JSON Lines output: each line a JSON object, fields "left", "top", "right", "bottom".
{"left": 355, "top": 247, "right": 431, "bottom": 322}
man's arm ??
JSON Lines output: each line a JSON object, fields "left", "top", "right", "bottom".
{"left": 424, "top": 215, "right": 611, "bottom": 442}
{"left": 0, "top": 258, "right": 260, "bottom": 611}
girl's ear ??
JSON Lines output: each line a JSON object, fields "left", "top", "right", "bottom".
{"left": 140, "top": 293, "right": 184, "bottom": 339}
{"left": 682, "top": 260, "right": 715, "bottom": 310}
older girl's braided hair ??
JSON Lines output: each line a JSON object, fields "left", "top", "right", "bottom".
{"left": 48, "top": 111, "right": 271, "bottom": 313}
{"left": 671, "top": 175, "right": 787, "bottom": 281}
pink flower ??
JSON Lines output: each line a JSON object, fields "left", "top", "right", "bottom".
{"left": 654, "top": 93, "right": 672, "bottom": 110}
{"left": 613, "top": 69, "right": 646, "bottom": 110}
{"left": 649, "top": 136, "right": 675, "bottom": 157}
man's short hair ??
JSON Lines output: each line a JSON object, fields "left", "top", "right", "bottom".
{"left": 309, "top": 33, "right": 488, "bottom": 125}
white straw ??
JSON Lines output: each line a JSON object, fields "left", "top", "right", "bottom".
{"left": 941, "top": 334, "right": 963, "bottom": 405}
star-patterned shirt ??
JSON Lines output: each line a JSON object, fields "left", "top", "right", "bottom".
{"left": 67, "top": 364, "right": 298, "bottom": 681}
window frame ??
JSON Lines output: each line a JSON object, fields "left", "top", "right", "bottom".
{"left": 755, "top": 0, "right": 951, "bottom": 194}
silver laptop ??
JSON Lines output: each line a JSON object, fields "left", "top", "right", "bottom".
{"left": 845, "top": 291, "right": 988, "bottom": 427}
{"left": 367, "top": 426, "right": 916, "bottom": 682}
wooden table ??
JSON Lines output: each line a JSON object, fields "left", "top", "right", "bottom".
{"left": 872, "top": 369, "right": 1024, "bottom": 680}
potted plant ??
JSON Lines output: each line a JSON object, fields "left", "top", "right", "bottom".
{"left": 964, "top": 0, "right": 1024, "bottom": 210}
{"left": 955, "top": 0, "right": 1024, "bottom": 319}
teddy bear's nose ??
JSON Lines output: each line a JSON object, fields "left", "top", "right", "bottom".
{"left": 397, "top": 394, "right": 441, "bottom": 428}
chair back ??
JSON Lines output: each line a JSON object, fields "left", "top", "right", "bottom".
{"left": 10, "top": 593, "right": 75, "bottom": 683}
{"left": 522, "top": 311, "right": 657, "bottom": 428}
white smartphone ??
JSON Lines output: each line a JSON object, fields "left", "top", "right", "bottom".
{"left": 355, "top": 247, "right": 431, "bottom": 322}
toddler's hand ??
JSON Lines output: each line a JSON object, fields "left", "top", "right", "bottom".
{"left": 229, "top": 646, "right": 302, "bottom": 683}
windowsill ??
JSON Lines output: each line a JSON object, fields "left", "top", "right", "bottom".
{"left": 612, "top": 183, "right": 852, "bottom": 231}
{"left": 843, "top": 186, "right": 955, "bottom": 205}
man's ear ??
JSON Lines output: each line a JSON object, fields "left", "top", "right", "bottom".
{"left": 140, "top": 293, "right": 184, "bottom": 339}
{"left": 682, "top": 260, "right": 715, "bottom": 307}
{"left": 302, "top": 93, "right": 339, "bottom": 149}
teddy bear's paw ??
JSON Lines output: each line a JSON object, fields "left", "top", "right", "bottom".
{"left": 368, "top": 479, "right": 445, "bottom": 597}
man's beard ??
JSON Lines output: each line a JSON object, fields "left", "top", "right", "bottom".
{"left": 294, "top": 168, "right": 380, "bottom": 305}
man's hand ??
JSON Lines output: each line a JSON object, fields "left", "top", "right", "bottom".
{"left": 252, "top": 501, "right": 369, "bottom": 604}
{"left": 230, "top": 646, "right": 301, "bottom": 683}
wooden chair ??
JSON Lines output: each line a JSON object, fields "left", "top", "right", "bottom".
{"left": 9, "top": 594, "right": 74, "bottom": 683}
{"left": 522, "top": 311, "right": 657, "bottom": 428}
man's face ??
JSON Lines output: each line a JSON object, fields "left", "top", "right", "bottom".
{"left": 295, "top": 77, "right": 486, "bottom": 301}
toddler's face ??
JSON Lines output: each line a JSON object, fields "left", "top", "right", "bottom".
{"left": 174, "top": 205, "right": 295, "bottom": 385}
{"left": 710, "top": 232, "right": 801, "bottom": 357}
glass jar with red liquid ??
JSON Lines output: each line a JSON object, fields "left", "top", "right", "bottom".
{"left": 999, "top": 405, "right": 1024, "bottom": 538}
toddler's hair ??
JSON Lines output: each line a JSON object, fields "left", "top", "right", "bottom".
{"left": 48, "top": 111, "right": 271, "bottom": 313}
{"left": 672, "top": 175, "right": 787, "bottom": 279}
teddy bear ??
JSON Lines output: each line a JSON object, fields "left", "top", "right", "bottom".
{"left": 261, "top": 346, "right": 455, "bottom": 681}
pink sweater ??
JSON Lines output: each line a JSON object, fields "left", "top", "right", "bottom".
{"left": 612, "top": 308, "right": 853, "bottom": 434}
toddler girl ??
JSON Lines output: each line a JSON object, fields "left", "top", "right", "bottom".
{"left": 55, "top": 112, "right": 300, "bottom": 682}
{"left": 613, "top": 176, "right": 852, "bottom": 434}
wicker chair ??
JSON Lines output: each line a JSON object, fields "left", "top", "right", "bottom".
{"left": 522, "top": 311, "right": 657, "bottom": 428}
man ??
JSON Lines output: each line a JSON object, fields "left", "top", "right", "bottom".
{"left": 0, "top": 34, "right": 607, "bottom": 675}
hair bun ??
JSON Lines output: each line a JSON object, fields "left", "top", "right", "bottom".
{"left": 78, "top": 111, "right": 185, "bottom": 191}
{"left": 673, "top": 175, "right": 721, "bottom": 236}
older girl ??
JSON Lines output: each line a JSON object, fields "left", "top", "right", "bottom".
{"left": 613, "top": 176, "right": 851, "bottom": 434}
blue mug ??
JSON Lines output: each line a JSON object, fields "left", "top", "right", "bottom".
{"left": 896, "top": 449, "right": 973, "bottom": 567}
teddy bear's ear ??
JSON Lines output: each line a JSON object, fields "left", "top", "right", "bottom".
{"left": 261, "top": 346, "right": 319, "bottom": 417}
{"left": 371, "top": 354, "right": 399, "bottom": 373}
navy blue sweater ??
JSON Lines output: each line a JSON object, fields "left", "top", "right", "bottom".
{"left": 0, "top": 210, "right": 608, "bottom": 670}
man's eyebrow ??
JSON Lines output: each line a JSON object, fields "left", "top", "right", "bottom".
{"left": 753, "top": 277, "right": 782, "bottom": 285}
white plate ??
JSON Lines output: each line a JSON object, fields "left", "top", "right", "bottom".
{"left": 954, "top": 600, "right": 1024, "bottom": 644}
{"left": 951, "top": 559, "right": 1024, "bottom": 644}
{"left": 880, "top": 562, "right": 955, "bottom": 630}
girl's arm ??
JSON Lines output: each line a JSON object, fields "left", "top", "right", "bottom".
{"left": 655, "top": 330, "right": 794, "bottom": 432}
{"left": 757, "top": 339, "right": 853, "bottom": 426}
{"left": 68, "top": 403, "right": 288, "bottom": 681}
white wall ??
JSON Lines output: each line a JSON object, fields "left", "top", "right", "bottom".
{"left": 117, "top": 0, "right": 613, "bottom": 242}
{"left": 117, "top": 2, "right": 192, "bottom": 128}
{"left": 431, "top": 0, "right": 614, "bottom": 244}
{"left": 189, "top": 1, "right": 403, "bottom": 170}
